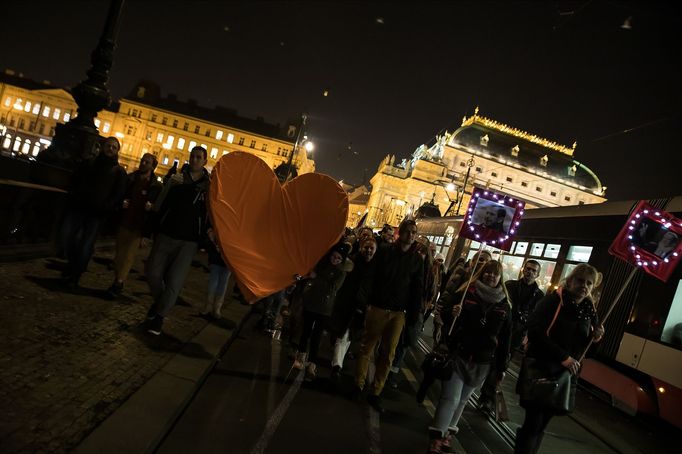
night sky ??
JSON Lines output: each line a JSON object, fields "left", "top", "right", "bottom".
{"left": 3, "top": 1, "right": 681, "bottom": 201}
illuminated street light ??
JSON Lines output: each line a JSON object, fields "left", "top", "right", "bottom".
{"left": 446, "top": 183, "right": 455, "bottom": 192}
{"left": 304, "top": 141, "right": 314, "bottom": 152}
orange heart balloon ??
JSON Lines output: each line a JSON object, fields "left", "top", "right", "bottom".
{"left": 209, "top": 152, "right": 349, "bottom": 302}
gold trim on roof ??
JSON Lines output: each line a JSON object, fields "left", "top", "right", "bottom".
{"left": 460, "top": 107, "right": 576, "bottom": 156}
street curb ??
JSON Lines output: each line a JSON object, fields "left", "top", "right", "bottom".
{"left": 74, "top": 302, "right": 253, "bottom": 454}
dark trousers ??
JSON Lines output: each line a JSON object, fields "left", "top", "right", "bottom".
{"left": 61, "top": 208, "right": 101, "bottom": 282}
{"left": 298, "top": 310, "right": 329, "bottom": 363}
{"left": 515, "top": 406, "right": 554, "bottom": 454}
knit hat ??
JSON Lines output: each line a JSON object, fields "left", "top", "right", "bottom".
{"left": 331, "top": 241, "right": 352, "bottom": 260}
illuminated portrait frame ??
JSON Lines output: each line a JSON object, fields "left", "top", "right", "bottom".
{"left": 458, "top": 187, "right": 526, "bottom": 252}
{"left": 609, "top": 201, "right": 682, "bottom": 283}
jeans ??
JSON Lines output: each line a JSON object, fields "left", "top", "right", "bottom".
{"left": 515, "top": 407, "right": 554, "bottom": 454}
{"left": 355, "top": 305, "right": 405, "bottom": 395}
{"left": 146, "top": 233, "right": 198, "bottom": 318}
{"left": 298, "top": 310, "right": 329, "bottom": 363}
{"left": 208, "top": 264, "right": 231, "bottom": 300}
{"left": 61, "top": 208, "right": 101, "bottom": 281}
{"left": 431, "top": 361, "right": 490, "bottom": 436}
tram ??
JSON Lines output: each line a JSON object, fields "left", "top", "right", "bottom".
{"left": 416, "top": 196, "right": 682, "bottom": 430}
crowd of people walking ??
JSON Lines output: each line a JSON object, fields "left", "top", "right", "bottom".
{"left": 56, "top": 136, "right": 606, "bottom": 454}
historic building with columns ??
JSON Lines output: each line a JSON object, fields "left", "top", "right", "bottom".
{"left": 0, "top": 71, "right": 315, "bottom": 176}
{"left": 365, "top": 108, "right": 607, "bottom": 228}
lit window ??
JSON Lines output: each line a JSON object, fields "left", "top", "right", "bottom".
{"left": 13, "top": 98, "right": 23, "bottom": 110}
{"left": 22, "top": 139, "right": 31, "bottom": 154}
{"left": 32, "top": 104, "right": 40, "bottom": 114}
{"left": 515, "top": 242, "right": 528, "bottom": 255}
{"left": 163, "top": 155, "right": 169, "bottom": 165}
{"left": 156, "top": 133, "right": 164, "bottom": 142}
{"left": 177, "top": 138, "right": 185, "bottom": 149}
{"left": 3, "top": 97, "right": 10, "bottom": 107}
{"left": 2, "top": 134, "right": 11, "bottom": 148}
{"left": 227, "top": 133, "right": 234, "bottom": 143}
{"left": 566, "top": 245, "right": 593, "bottom": 263}
{"left": 188, "top": 140, "right": 197, "bottom": 150}
{"left": 32, "top": 143, "right": 40, "bottom": 156}
{"left": 543, "top": 244, "right": 561, "bottom": 259}
{"left": 480, "top": 134, "right": 489, "bottom": 146}
{"left": 63, "top": 111, "right": 71, "bottom": 122}
{"left": 42, "top": 106, "right": 50, "bottom": 117}
{"left": 102, "top": 122, "right": 111, "bottom": 133}
{"left": 13, "top": 138, "right": 21, "bottom": 151}
{"left": 145, "top": 131, "right": 152, "bottom": 141}
{"left": 166, "top": 135, "right": 175, "bottom": 147}
{"left": 210, "top": 147, "right": 218, "bottom": 159}
{"left": 216, "top": 130, "right": 224, "bottom": 140}
{"left": 53, "top": 108, "right": 61, "bottom": 120}
{"left": 540, "top": 154, "right": 548, "bottom": 167}
{"left": 530, "top": 243, "right": 545, "bottom": 257}
{"left": 95, "top": 119, "right": 101, "bottom": 128}
{"left": 24, "top": 101, "right": 31, "bottom": 112}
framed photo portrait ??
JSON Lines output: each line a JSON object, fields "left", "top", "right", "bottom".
{"left": 459, "top": 188, "right": 526, "bottom": 251}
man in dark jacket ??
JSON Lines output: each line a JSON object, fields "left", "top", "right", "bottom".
{"left": 61, "top": 137, "right": 127, "bottom": 287}
{"left": 144, "top": 146, "right": 211, "bottom": 335}
{"left": 479, "top": 259, "right": 544, "bottom": 411}
{"left": 106, "top": 153, "right": 162, "bottom": 298}
{"left": 354, "top": 219, "right": 424, "bottom": 413}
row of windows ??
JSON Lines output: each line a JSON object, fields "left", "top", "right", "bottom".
{"left": 1, "top": 133, "right": 48, "bottom": 156}
{"left": 137, "top": 130, "right": 286, "bottom": 157}
{"left": 141, "top": 108, "right": 242, "bottom": 144}
{"left": 3, "top": 97, "right": 72, "bottom": 122}
{"left": 2, "top": 115, "right": 56, "bottom": 137}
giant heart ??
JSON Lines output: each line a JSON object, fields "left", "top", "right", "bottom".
{"left": 209, "top": 152, "right": 349, "bottom": 302}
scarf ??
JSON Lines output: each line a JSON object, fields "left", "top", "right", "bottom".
{"left": 473, "top": 280, "right": 506, "bottom": 304}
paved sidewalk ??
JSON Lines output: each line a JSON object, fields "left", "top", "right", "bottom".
{"left": 0, "top": 245, "right": 251, "bottom": 453}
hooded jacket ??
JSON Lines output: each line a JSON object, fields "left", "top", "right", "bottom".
{"left": 156, "top": 168, "right": 210, "bottom": 242}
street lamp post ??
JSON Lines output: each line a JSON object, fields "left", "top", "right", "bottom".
{"left": 456, "top": 155, "right": 475, "bottom": 216}
{"left": 281, "top": 113, "right": 307, "bottom": 183}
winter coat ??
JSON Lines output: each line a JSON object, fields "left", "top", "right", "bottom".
{"left": 155, "top": 168, "right": 210, "bottom": 242}
{"left": 525, "top": 290, "right": 599, "bottom": 364}
{"left": 441, "top": 284, "right": 512, "bottom": 372}
{"left": 329, "top": 253, "right": 377, "bottom": 337}
{"left": 69, "top": 154, "right": 127, "bottom": 217}
{"left": 505, "top": 279, "right": 544, "bottom": 324}
{"left": 301, "top": 257, "right": 353, "bottom": 317}
{"left": 118, "top": 170, "right": 162, "bottom": 232}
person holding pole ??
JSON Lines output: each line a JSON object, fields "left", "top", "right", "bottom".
{"left": 514, "top": 263, "right": 605, "bottom": 454}
{"left": 426, "top": 260, "right": 512, "bottom": 454}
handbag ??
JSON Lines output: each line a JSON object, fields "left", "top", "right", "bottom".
{"left": 517, "top": 289, "right": 577, "bottom": 415}
{"left": 421, "top": 344, "right": 455, "bottom": 381}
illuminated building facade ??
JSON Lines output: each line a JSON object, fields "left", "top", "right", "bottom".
{"left": 0, "top": 72, "right": 315, "bottom": 175}
{"left": 365, "top": 108, "right": 606, "bottom": 227}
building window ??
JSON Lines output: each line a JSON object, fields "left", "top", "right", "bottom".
{"left": 151, "top": 114, "right": 157, "bottom": 122}
{"left": 564, "top": 195, "right": 571, "bottom": 202}
{"left": 480, "top": 134, "right": 489, "bottom": 146}
{"left": 32, "top": 143, "right": 40, "bottom": 156}
{"left": 32, "top": 104, "right": 40, "bottom": 115}
{"left": 145, "top": 131, "right": 152, "bottom": 141}
{"left": 475, "top": 166, "right": 482, "bottom": 173}
{"left": 52, "top": 108, "right": 61, "bottom": 120}
{"left": 216, "top": 130, "right": 224, "bottom": 140}
{"left": 194, "top": 125, "right": 200, "bottom": 134}
{"left": 210, "top": 147, "right": 218, "bottom": 159}
{"left": 535, "top": 186, "right": 542, "bottom": 192}
{"left": 511, "top": 145, "right": 519, "bottom": 157}
{"left": 163, "top": 155, "right": 169, "bottom": 165}
{"left": 18, "top": 119, "right": 25, "bottom": 130}
{"left": 103, "top": 122, "right": 111, "bottom": 133}
{"left": 42, "top": 106, "right": 51, "bottom": 117}
{"left": 550, "top": 191, "right": 557, "bottom": 197}
{"left": 579, "top": 201, "right": 585, "bottom": 205}
{"left": 13, "top": 98, "right": 23, "bottom": 110}
{"left": 3, "top": 97, "right": 10, "bottom": 107}
{"left": 29, "top": 121, "right": 35, "bottom": 131}
{"left": 238, "top": 137, "right": 245, "bottom": 146}
{"left": 227, "top": 133, "right": 234, "bottom": 143}
{"left": 491, "top": 172, "right": 497, "bottom": 178}
{"left": 459, "top": 161, "right": 466, "bottom": 167}
{"left": 13, "top": 138, "right": 21, "bottom": 151}
{"left": 521, "top": 181, "right": 528, "bottom": 187}
{"left": 63, "top": 111, "right": 71, "bottom": 122}
{"left": 183, "top": 122, "right": 189, "bottom": 131}
{"left": 22, "top": 139, "right": 31, "bottom": 154}
{"left": 162, "top": 117, "right": 167, "bottom": 125}
{"left": 156, "top": 132, "right": 164, "bottom": 142}
{"left": 261, "top": 144, "right": 268, "bottom": 151}
{"left": 49, "top": 126, "right": 55, "bottom": 136}
{"left": 568, "top": 165, "right": 577, "bottom": 177}
{"left": 171, "top": 119, "right": 178, "bottom": 128}
{"left": 38, "top": 124, "right": 45, "bottom": 135}
{"left": 24, "top": 101, "right": 31, "bottom": 112}
{"left": 506, "top": 176, "right": 513, "bottom": 183}
{"left": 249, "top": 140, "right": 256, "bottom": 149}
{"left": 166, "top": 135, "right": 175, "bottom": 148}
{"left": 189, "top": 140, "right": 197, "bottom": 150}
{"left": 95, "top": 119, "right": 101, "bottom": 128}
{"left": 540, "top": 154, "right": 548, "bottom": 167}
{"left": 204, "top": 129, "right": 211, "bottom": 137}
{"left": 177, "top": 137, "right": 185, "bottom": 149}
{"left": 125, "top": 125, "right": 135, "bottom": 135}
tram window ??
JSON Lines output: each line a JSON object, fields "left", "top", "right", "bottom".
{"left": 515, "top": 242, "right": 528, "bottom": 255}
{"left": 559, "top": 263, "right": 578, "bottom": 284}
{"left": 566, "top": 245, "right": 593, "bottom": 263}
{"left": 661, "top": 280, "right": 682, "bottom": 347}
{"left": 530, "top": 243, "right": 545, "bottom": 257}
{"left": 501, "top": 255, "right": 525, "bottom": 282}
{"left": 544, "top": 244, "right": 561, "bottom": 259}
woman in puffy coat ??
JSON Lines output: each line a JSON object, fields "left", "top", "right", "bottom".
{"left": 292, "top": 241, "right": 353, "bottom": 380}
{"left": 427, "top": 260, "right": 512, "bottom": 454}
{"left": 515, "top": 263, "right": 604, "bottom": 454}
